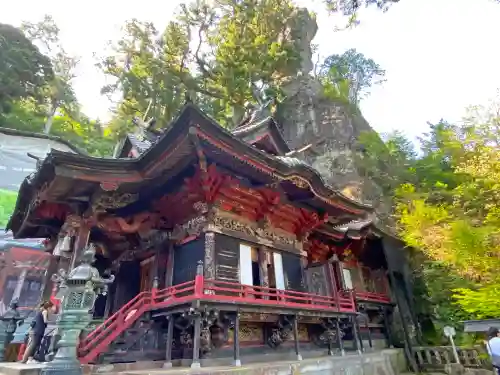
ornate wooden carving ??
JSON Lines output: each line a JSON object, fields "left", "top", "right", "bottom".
{"left": 171, "top": 215, "right": 207, "bottom": 241}
{"left": 92, "top": 191, "right": 138, "bottom": 212}
{"left": 258, "top": 247, "right": 269, "bottom": 289}
{"left": 204, "top": 232, "right": 215, "bottom": 280}
{"left": 311, "top": 318, "right": 341, "bottom": 347}
{"left": 97, "top": 213, "right": 157, "bottom": 234}
{"left": 210, "top": 210, "right": 297, "bottom": 248}
{"left": 266, "top": 315, "right": 293, "bottom": 348}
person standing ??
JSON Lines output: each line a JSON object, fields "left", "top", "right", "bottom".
{"left": 487, "top": 327, "right": 500, "bottom": 374}
{"left": 21, "top": 300, "right": 54, "bottom": 363}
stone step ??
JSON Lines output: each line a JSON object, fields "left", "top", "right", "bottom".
{"left": 0, "top": 362, "right": 45, "bottom": 375}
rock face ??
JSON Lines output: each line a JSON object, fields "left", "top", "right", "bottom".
{"left": 276, "top": 75, "right": 385, "bottom": 207}
{"left": 275, "top": 9, "right": 387, "bottom": 210}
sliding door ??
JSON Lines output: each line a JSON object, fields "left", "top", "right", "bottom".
{"left": 239, "top": 244, "right": 254, "bottom": 286}
{"left": 273, "top": 252, "right": 286, "bottom": 290}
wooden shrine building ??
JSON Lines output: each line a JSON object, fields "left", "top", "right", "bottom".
{"left": 7, "top": 103, "right": 411, "bottom": 367}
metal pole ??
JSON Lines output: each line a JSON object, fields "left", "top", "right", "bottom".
{"left": 449, "top": 335, "right": 461, "bottom": 364}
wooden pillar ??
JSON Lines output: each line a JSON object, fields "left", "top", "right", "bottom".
{"left": 258, "top": 247, "right": 269, "bottom": 299}
{"left": 102, "top": 294, "right": 112, "bottom": 319}
{"left": 204, "top": 232, "right": 215, "bottom": 280}
{"left": 163, "top": 314, "right": 174, "bottom": 368}
{"left": 41, "top": 255, "right": 58, "bottom": 302}
{"left": 352, "top": 316, "right": 362, "bottom": 355}
{"left": 191, "top": 314, "right": 201, "bottom": 368}
{"left": 364, "top": 313, "right": 373, "bottom": 350}
{"left": 292, "top": 316, "right": 302, "bottom": 360}
{"left": 382, "top": 307, "right": 394, "bottom": 348}
{"left": 357, "top": 262, "right": 366, "bottom": 291}
{"left": 165, "top": 240, "right": 174, "bottom": 287}
{"left": 233, "top": 312, "right": 241, "bottom": 367}
{"left": 70, "top": 220, "right": 90, "bottom": 270}
{"left": 152, "top": 246, "right": 161, "bottom": 291}
{"left": 382, "top": 239, "right": 418, "bottom": 372}
{"left": 336, "top": 318, "right": 345, "bottom": 356}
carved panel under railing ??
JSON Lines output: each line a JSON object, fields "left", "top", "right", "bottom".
{"left": 413, "top": 346, "right": 490, "bottom": 371}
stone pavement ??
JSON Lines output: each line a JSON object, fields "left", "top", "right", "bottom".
{"left": 0, "top": 349, "right": 405, "bottom": 375}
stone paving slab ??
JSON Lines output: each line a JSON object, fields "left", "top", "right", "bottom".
{"left": 0, "top": 349, "right": 405, "bottom": 375}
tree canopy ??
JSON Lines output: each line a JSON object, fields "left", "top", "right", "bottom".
{"left": 355, "top": 96, "right": 500, "bottom": 335}
{"left": 0, "top": 23, "right": 53, "bottom": 113}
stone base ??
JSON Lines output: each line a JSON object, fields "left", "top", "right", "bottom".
{"left": 0, "top": 362, "right": 45, "bottom": 375}
{"left": 0, "top": 349, "right": 406, "bottom": 375}
{"left": 121, "top": 349, "right": 404, "bottom": 375}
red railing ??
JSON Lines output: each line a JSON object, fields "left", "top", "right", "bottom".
{"left": 78, "top": 291, "right": 152, "bottom": 363}
{"left": 355, "top": 290, "right": 391, "bottom": 303}
{"left": 200, "top": 279, "right": 355, "bottom": 312}
{"left": 79, "top": 276, "right": 357, "bottom": 363}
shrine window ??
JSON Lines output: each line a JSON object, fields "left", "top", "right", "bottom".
{"left": 342, "top": 267, "right": 354, "bottom": 290}
{"left": 362, "top": 267, "right": 377, "bottom": 293}
{"left": 341, "top": 263, "right": 363, "bottom": 290}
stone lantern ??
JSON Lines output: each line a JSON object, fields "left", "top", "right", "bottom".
{"left": 0, "top": 299, "right": 23, "bottom": 361}
{"left": 41, "top": 244, "right": 114, "bottom": 375}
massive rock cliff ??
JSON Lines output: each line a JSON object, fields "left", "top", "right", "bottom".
{"left": 275, "top": 10, "right": 387, "bottom": 214}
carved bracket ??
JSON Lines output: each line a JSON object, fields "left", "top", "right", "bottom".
{"left": 266, "top": 315, "right": 294, "bottom": 348}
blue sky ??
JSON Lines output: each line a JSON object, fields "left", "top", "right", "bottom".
{"left": 3, "top": 0, "right": 500, "bottom": 142}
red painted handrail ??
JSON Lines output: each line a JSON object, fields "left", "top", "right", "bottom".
{"left": 78, "top": 291, "right": 152, "bottom": 363}
{"left": 355, "top": 290, "right": 391, "bottom": 303}
{"left": 202, "top": 279, "right": 355, "bottom": 312}
{"left": 79, "top": 276, "right": 364, "bottom": 363}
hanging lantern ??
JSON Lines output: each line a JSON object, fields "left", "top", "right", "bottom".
{"left": 53, "top": 235, "right": 72, "bottom": 257}
{"left": 60, "top": 235, "right": 72, "bottom": 253}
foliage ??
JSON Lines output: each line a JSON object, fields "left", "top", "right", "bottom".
{"left": 22, "top": 15, "right": 79, "bottom": 134}
{"left": 0, "top": 190, "right": 17, "bottom": 228}
{"left": 1, "top": 100, "right": 114, "bottom": 157}
{"left": 100, "top": 0, "right": 314, "bottom": 131}
{"left": 0, "top": 16, "right": 114, "bottom": 157}
{"left": 394, "top": 100, "right": 500, "bottom": 323}
{"left": 320, "top": 49, "right": 386, "bottom": 104}
{"left": 0, "top": 23, "right": 54, "bottom": 113}
{"left": 356, "top": 103, "right": 500, "bottom": 334}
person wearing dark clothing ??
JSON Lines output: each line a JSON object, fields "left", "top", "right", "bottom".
{"left": 21, "top": 301, "right": 54, "bottom": 363}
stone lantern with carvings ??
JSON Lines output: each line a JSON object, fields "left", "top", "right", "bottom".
{"left": 0, "top": 299, "right": 23, "bottom": 361}
{"left": 41, "top": 244, "right": 114, "bottom": 375}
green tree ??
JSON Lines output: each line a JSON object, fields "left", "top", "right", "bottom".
{"left": 395, "top": 99, "right": 500, "bottom": 320}
{"left": 100, "top": 0, "right": 309, "bottom": 132}
{"left": 0, "top": 23, "right": 54, "bottom": 113}
{"left": 320, "top": 49, "right": 386, "bottom": 104}
{"left": 22, "top": 15, "right": 79, "bottom": 134}
{"left": 0, "top": 190, "right": 17, "bottom": 228}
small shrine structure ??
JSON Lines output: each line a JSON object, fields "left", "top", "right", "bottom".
{"left": 7, "top": 103, "right": 413, "bottom": 367}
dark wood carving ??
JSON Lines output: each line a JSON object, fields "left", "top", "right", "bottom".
{"left": 266, "top": 315, "right": 293, "bottom": 348}
{"left": 214, "top": 234, "right": 239, "bottom": 282}
{"left": 204, "top": 232, "right": 216, "bottom": 280}
{"left": 304, "top": 264, "right": 331, "bottom": 297}
{"left": 282, "top": 252, "right": 304, "bottom": 292}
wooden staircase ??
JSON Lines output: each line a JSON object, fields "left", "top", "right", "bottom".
{"left": 78, "top": 291, "right": 152, "bottom": 364}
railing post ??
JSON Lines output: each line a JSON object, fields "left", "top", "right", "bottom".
{"left": 194, "top": 261, "right": 204, "bottom": 297}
